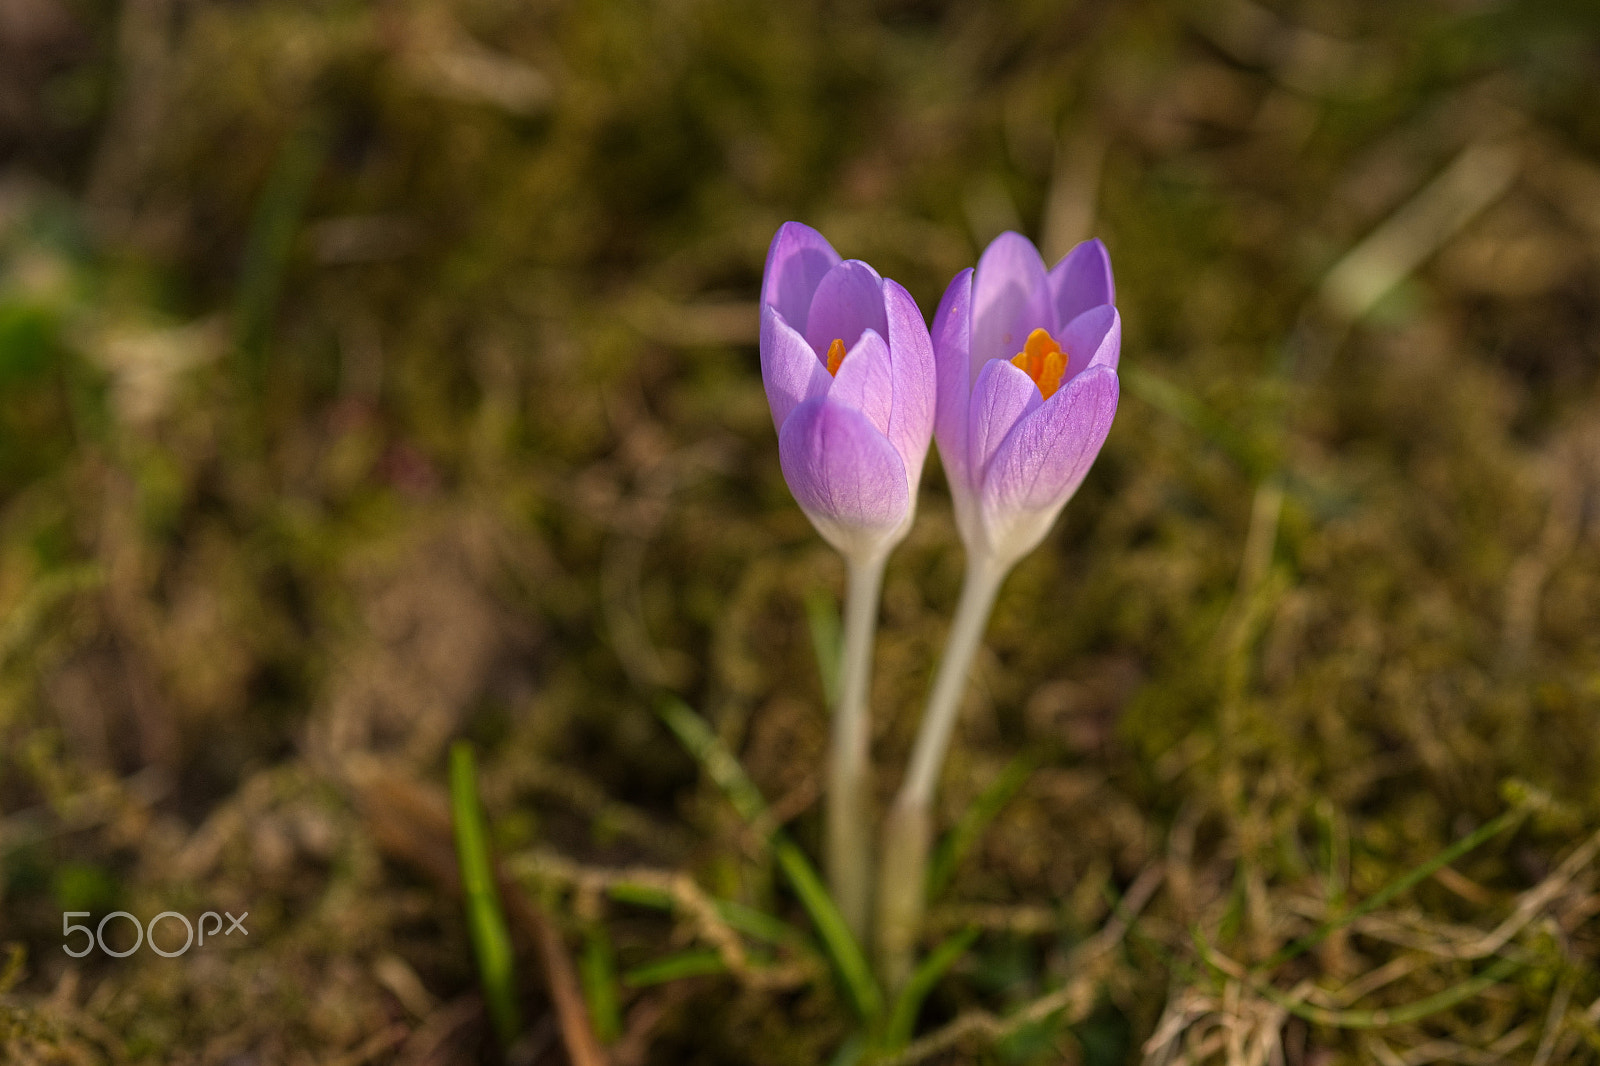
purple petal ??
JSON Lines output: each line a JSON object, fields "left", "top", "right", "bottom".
{"left": 967, "top": 358, "right": 1041, "bottom": 490}
{"left": 970, "top": 232, "right": 1050, "bottom": 379}
{"left": 827, "top": 328, "right": 892, "bottom": 437}
{"left": 882, "top": 279, "right": 935, "bottom": 480}
{"left": 804, "top": 260, "right": 889, "bottom": 358}
{"left": 980, "top": 365, "right": 1118, "bottom": 519}
{"left": 1048, "top": 238, "right": 1115, "bottom": 329}
{"left": 931, "top": 268, "right": 974, "bottom": 491}
{"left": 761, "top": 222, "right": 841, "bottom": 332}
{"left": 1059, "top": 304, "right": 1121, "bottom": 383}
{"left": 760, "top": 304, "right": 832, "bottom": 431}
{"left": 778, "top": 399, "right": 910, "bottom": 546}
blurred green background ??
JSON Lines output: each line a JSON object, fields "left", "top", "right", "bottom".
{"left": 2, "top": 0, "right": 1599, "bottom": 1061}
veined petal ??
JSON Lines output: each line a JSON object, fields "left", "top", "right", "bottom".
{"left": 805, "top": 260, "right": 889, "bottom": 358}
{"left": 967, "top": 357, "right": 1041, "bottom": 489}
{"left": 1060, "top": 304, "right": 1121, "bottom": 383}
{"left": 970, "top": 232, "right": 1050, "bottom": 381}
{"left": 761, "top": 222, "right": 841, "bottom": 332}
{"left": 1048, "top": 238, "right": 1115, "bottom": 330}
{"left": 931, "top": 268, "right": 974, "bottom": 488}
{"left": 827, "top": 328, "right": 892, "bottom": 438}
{"left": 760, "top": 304, "right": 832, "bottom": 431}
{"left": 882, "top": 279, "right": 935, "bottom": 482}
{"left": 778, "top": 399, "right": 910, "bottom": 556}
{"left": 980, "top": 364, "right": 1118, "bottom": 520}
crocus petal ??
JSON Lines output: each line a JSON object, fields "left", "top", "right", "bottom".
{"left": 827, "top": 328, "right": 893, "bottom": 438}
{"left": 778, "top": 399, "right": 910, "bottom": 558}
{"left": 931, "top": 268, "right": 975, "bottom": 492}
{"left": 882, "top": 278, "right": 936, "bottom": 482}
{"left": 1059, "top": 304, "right": 1121, "bottom": 383}
{"left": 761, "top": 222, "right": 841, "bottom": 331}
{"left": 804, "top": 260, "right": 889, "bottom": 358}
{"left": 1048, "top": 238, "right": 1115, "bottom": 330}
{"left": 967, "top": 357, "right": 1040, "bottom": 489}
{"left": 970, "top": 232, "right": 1050, "bottom": 380}
{"left": 980, "top": 365, "right": 1119, "bottom": 520}
{"left": 760, "top": 304, "right": 832, "bottom": 431}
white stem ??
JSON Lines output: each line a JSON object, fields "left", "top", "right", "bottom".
{"left": 875, "top": 553, "right": 1007, "bottom": 988}
{"left": 828, "top": 552, "right": 886, "bottom": 945}
{"left": 900, "top": 555, "right": 1006, "bottom": 807}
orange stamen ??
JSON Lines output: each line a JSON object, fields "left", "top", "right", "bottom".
{"left": 1009, "top": 328, "right": 1069, "bottom": 399}
{"left": 825, "top": 337, "right": 847, "bottom": 376}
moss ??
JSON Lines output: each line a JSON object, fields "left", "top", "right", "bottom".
{"left": 2, "top": 0, "right": 1599, "bottom": 1061}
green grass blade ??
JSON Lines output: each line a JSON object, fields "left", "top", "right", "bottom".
{"left": 716, "top": 898, "right": 806, "bottom": 946}
{"left": 234, "top": 117, "right": 327, "bottom": 371}
{"left": 448, "top": 741, "right": 521, "bottom": 1046}
{"left": 1255, "top": 803, "right": 1525, "bottom": 973}
{"left": 883, "top": 926, "right": 979, "bottom": 1049}
{"left": 623, "top": 948, "right": 727, "bottom": 987}
{"left": 1270, "top": 956, "right": 1522, "bottom": 1030}
{"left": 1123, "top": 366, "right": 1267, "bottom": 476}
{"left": 580, "top": 923, "right": 622, "bottom": 1042}
{"left": 0, "top": 944, "right": 25, "bottom": 995}
{"left": 0, "top": 563, "right": 104, "bottom": 673}
{"left": 657, "top": 697, "right": 882, "bottom": 1021}
{"left": 828, "top": 1032, "right": 866, "bottom": 1066}
{"left": 774, "top": 837, "right": 882, "bottom": 1020}
{"left": 604, "top": 879, "right": 804, "bottom": 945}
{"left": 926, "top": 754, "right": 1036, "bottom": 901}
{"left": 607, "top": 882, "right": 675, "bottom": 910}
{"left": 805, "top": 586, "right": 843, "bottom": 707}
{"left": 1197, "top": 928, "right": 1522, "bottom": 1031}
{"left": 657, "top": 697, "right": 767, "bottom": 823}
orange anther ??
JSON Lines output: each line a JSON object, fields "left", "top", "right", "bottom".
{"left": 826, "top": 337, "right": 848, "bottom": 375}
{"left": 1009, "top": 328, "right": 1069, "bottom": 399}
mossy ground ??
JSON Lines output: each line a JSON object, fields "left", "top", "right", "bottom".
{"left": 2, "top": 0, "right": 1599, "bottom": 1062}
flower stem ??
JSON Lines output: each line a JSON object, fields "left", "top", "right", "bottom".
{"left": 829, "top": 553, "right": 887, "bottom": 945}
{"left": 875, "top": 555, "right": 1006, "bottom": 989}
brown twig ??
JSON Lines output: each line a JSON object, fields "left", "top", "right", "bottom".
{"left": 498, "top": 872, "right": 610, "bottom": 1066}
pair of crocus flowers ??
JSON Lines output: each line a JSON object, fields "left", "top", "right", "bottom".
{"left": 761, "top": 222, "right": 1120, "bottom": 577}
{"left": 760, "top": 222, "right": 1121, "bottom": 971}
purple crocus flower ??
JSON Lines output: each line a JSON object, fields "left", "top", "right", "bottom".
{"left": 875, "top": 233, "right": 1121, "bottom": 983}
{"left": 759, "top": 222, "right": 937, "bottom": 941}
{"left": 931, "top": 231, "right": 1121, "bottom": 569}
{"left": 760, "top": 222, "right": 936, "bottom": 563}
